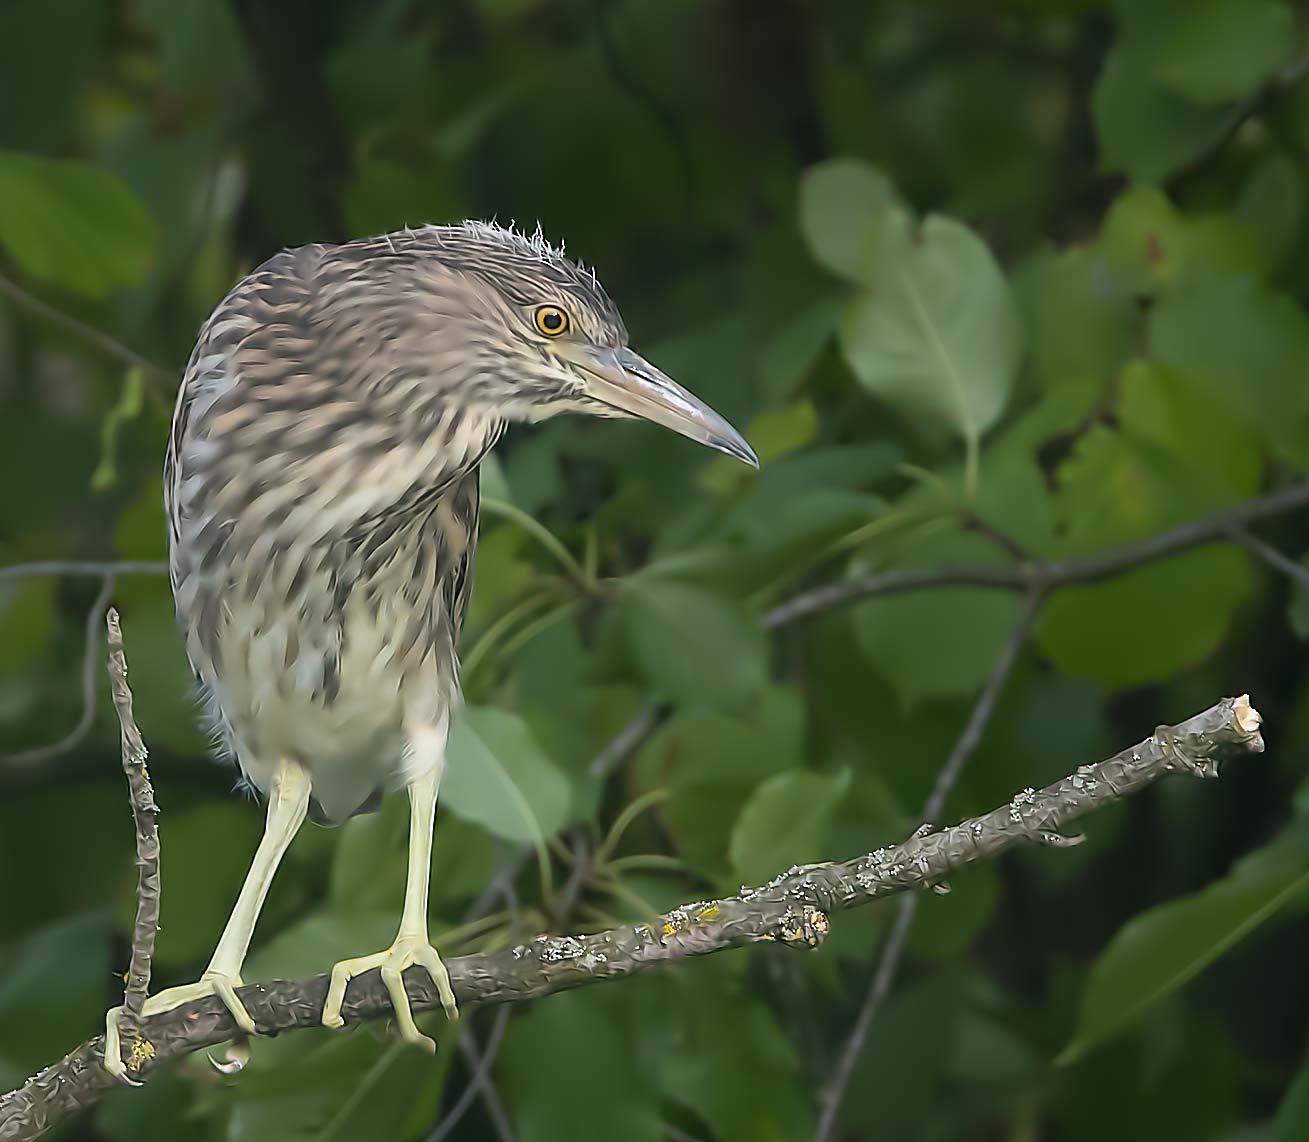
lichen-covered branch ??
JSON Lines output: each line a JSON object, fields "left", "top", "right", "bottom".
{"left": 0, "top": 695, "right": 1264, "bottom": 1142}
{"left": 103, "top": 610, "right": 161, "bottom": 1080}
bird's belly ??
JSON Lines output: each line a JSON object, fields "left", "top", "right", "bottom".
{"left": 185, "top": 579, "right": 456, "bottom": 822}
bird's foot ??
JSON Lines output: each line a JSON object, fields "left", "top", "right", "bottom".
{"left": 321, "top": 933, "right": 458, "bottom": 1052}
{"left": 103, "top": 969, "right": 255, "bottom": 1078}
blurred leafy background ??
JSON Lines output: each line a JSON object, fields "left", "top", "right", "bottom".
{"left": 3, "top": 0, "right": 1309, "bottom": 1139}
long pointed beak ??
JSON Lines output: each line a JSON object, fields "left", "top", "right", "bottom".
{"left": 563, "top": 344, "right": 759, "bottom": 467}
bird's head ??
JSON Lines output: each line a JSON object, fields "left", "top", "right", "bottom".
{"left": 352, "top": 221, "right": 758, "bottom": 467}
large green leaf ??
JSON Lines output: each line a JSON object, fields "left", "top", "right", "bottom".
{"left": 442, "top": 705, "right": 571, "bottom": 844}
{"left": 1150, "top": 275, "right": 1309, "bottom": 470}
{"left": 0, "top": 151, "right": 157, "bottom": 296}
{"left": 729, "top": 767, "right": 849, "bottom": 885}
{"left": 853, "top": 528, "right": 1025, "bottom": 705}
{"left": 1060, "top": 859, "right": 1309, "bottom": 1063}
{"left": 838, "top": 214, "right": 1022, "bottom": 473}
{"left": 622, "top": 577, "right": 766, "bottom": 710}
{"left": 1038, "top": 361, "right": 1259, "bottom": 685}
{"left": 1091, "top": 47, "right": 1233, "bottom": 184}
{"left": 1119, "top": 0, "right": 1293, "bottom": 106}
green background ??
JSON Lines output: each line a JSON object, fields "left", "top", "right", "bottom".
{"left": 3, "top": 0, "right": 1309, "bottom": 1138}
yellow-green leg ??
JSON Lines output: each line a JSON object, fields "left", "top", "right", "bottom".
{"left": 103, "top": 758, "right": 312, "bottom": 1077}
{"left": 321, "top": 756, "right": 458, "bottom": 1052}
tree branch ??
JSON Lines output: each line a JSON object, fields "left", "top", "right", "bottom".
{"left": 0, "top": 695, "right": 1264, "bottom": 1141}
{"left": 102, "top": 609, "right": 161, "bottom": 1082}
{"left": 0, "top": 272, "right": 173, "bottom": 384}
{"left": 816, "top": 588, "right": 1042, "bottom": 1140}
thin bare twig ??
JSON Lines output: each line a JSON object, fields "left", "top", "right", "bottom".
{"left": 814, "top": 589, "right": 1044, "bottom": 1141}
{"left": 1226, "top": 523, "right": 1309, "bottom": 586}
{"left": 426, "top": 1005, "right": 513, "bottom": 1142}
{"left": 2, "top": 575, "right": 116, "bottom": 767}
{"left": 103, "top": 608, "right": 161, "bottom": 1081}
{"left": 765, "top": 484, "right": 1309, "bottom": 628}
{"left": 0, "top": 272, "right": 173, "bottom": 383}
{"left": 0, "top": 695, "right": 1264, "bottom": 1141}
{"left": 0, "top": 560, "right": 167, "bottom": 582}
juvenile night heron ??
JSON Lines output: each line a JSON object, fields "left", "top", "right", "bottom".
{"left": 102, "top": 221, "right": 756, "bottom": 1073}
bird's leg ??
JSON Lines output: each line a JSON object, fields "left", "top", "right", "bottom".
{"left": 103, "top": 758, "right": 311, "bottom": 1077}
{"left": 322, "top": 729, "right": 457, "bottom": 1052}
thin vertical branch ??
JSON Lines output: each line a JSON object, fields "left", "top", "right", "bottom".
{"left": 105, "top": 608, "right": 161, "bottom": 1076}
{"left": 814, "top": 588, "right": 1044, "bottom": 1141}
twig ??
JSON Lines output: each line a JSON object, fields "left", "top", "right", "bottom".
{"left": 1226, "top": 523, "right": 1309, "bottom": 586}
{"left": 103, "top": 609, "right": 161, "bottom": 1081}
{"left": 0, "top": 560, "right": 168, "bottom": 582}
{"left": 0, "top": 695, "right": 1264, "bottom": 1141}
{"left": 0, "top": 272, "right": 173, "bottom": 383}
{"left": 2, "top": 575, "right": 116, "bottom": 767}
{"left": 589, "top": 701, "right": 670, "bottom": 779}
{"left": 763, "top": 483, "right": 1309, "bottom": 628}
{"left": 431, "top": 1009, "right": 516, "bottom": 1142}
{"left": 814, "top": 589, "right": 1043, "bottom": 1141}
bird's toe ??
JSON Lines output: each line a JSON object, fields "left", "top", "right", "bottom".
{"left": 321, "top": 936, "right": 455, "bottom": 1050}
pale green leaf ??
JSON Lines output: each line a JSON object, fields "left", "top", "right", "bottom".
{"left": 799, "top": 158, "right": 904, "bottom": 285}
{"left": 442, "top": 705, "right": 571, "bottom": 844}
{"left": 838, "top": 214, "right": 1022, "bottom": 473}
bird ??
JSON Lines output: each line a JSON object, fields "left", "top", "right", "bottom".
{"left": 102, "top": 219, "right": 757, "bottom": 1074}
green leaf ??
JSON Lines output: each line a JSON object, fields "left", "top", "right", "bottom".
{"left": 622, "top": 578, "right": 766, "bottom": 710}
{"left": 227, "top": 1021, "right": 454, "bottom": 1142}
{"left": 0, "top": 151, "right": 157, "bottom": 296}
{"left": 655, "top": 962, "right": 812, "bottom": 1140}
{"left": 799, "top": 158, "right": 904, "bottom": 285}
{"left": 1150, "top": 275, "right": 1309, "bottom": 469}
{"left": 852, "top": 527, "right": 1025, "bottom": 706}
{"left": 1038, "top": 361, "right": 1259, "bottom": 685}
{"left": 838, "top": 214, "right": 1022, "bottom": 484}
{"left": 0, "top": 913, "right": 112, "bottom": 1071}
{"left": 1059, "top": 860, "right": 1309, "bottom": 1063}
{"left": 1097, "top": 185, "right": 1188, "bottom": 293}
{"left": 1040, "top": 549, "right": 1254, "bottom": 688}
{"left": 729, "top": 767, "right": 850, "bottom": 885}
{"left": 1271, "top": 1058, "right": 1309, "bottom": 1142}
{"left": 1016, "top": 246, "right": 1140, "bottom": 412}
{"left": 1127, "top": 0, "right": 1294, "bottom": 106}
{"left": 500, "top": 989, "right": 663, "bottom": 1142}
{"left": 1236, "top": 154, "right": 1304, "bottom": 271}
{"left": 442, "top": 705, "right": 571, "bottom": 844}
{"left": 1091, "top": 46, "right": 1233, "bottom": 184}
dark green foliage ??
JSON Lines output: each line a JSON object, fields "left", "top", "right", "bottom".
{"left": 2, "top": 1, "right": 1309, "bottom": 1138}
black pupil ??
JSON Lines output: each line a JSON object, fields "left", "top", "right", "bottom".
{"left": 542, "top": 310, "right": 563, "bottom": 331}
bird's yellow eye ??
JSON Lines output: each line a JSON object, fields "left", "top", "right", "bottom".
{"left": 534, "top": 305, "right": 570, "bottom": 337}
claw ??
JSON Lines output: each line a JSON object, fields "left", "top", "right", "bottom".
{"left": 322, "top": 935, "right": 458, "bottom": 1051}
{"left": 103, "top": 970, "right": 254, "bottom": 1078}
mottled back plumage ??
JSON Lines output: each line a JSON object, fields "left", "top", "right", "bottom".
{"left": 166, "top": 222, "right": 621, "bottom": 823}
